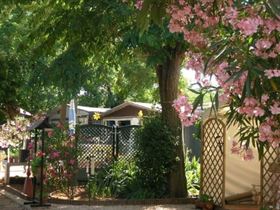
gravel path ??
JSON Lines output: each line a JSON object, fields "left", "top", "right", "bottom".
{"left": 0, "top": 189, "right": 196, "bottom": 210}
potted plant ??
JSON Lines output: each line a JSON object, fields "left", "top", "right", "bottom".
{"left": 195, "top": 194, "right": 214, "bottom": 210}
{"left": 31, "top": 155, "right": 43, "bottom": 179}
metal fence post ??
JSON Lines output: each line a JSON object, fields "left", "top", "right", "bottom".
{"left": 115, "top": 126, "right": 119, "bottom": 159}
{"left": 112, "top": 126, "right": 116, "bottom": 160}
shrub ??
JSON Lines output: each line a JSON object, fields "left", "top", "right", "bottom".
{"left": 185, "top": 151, "right": 200, "bottom": 196}
{"left": 134, "top": 115, "right": 176, "bottom": 198}
{"left": 87, "top": 160, "right": 137, "bottom": 198}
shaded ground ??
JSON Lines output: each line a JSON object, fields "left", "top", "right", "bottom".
{"left": 0, "top": 185, "right": 256, "bottom": 210}
{"left": 0, "top": 192, "right": 24, "bottom": 210}
{"left": 0, "top": 186, "right": 197, "bottom": 210}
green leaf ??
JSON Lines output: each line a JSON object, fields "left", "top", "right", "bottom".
{"left": 188, "top": 88, "right": 200, "bottom": 95}
{"left": 214, "top": 90, "right": 219, "bottom": 110}
{"left": 192, "top": 94, "right": 204, "bottom": 113}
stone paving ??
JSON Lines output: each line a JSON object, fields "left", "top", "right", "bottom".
{"left": 0, "top": 189, "right": 196, "bottom": 210}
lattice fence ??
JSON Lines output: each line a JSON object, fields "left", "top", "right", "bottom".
{"left": 201, "top": 118, "right": 226, "bottom": 207}
{"left": 77, "top": 125, "right": 114, "bottom": 169}
{"left": 77, "top": 124, "right": 140, "bottom": 169}
{"left": 261, "top": 147, "right": 280, "bottom": 209}
{"left": 117, "top": 125, "right": 139, "bottom": 161}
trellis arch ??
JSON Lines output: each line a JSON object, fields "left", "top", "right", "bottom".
{"left": 201, "top": 118, "right": 226, "bottom": 206}
{"left": 200, "top": 116, "right": 280, "bottom": 209}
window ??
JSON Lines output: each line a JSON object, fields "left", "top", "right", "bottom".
{"left": 118, "top": 120, "right": 131, "bottom": 126}
{"left": 106, "top": 120, "right": 116, "bottom": 126}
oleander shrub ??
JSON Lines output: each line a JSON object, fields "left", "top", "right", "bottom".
{"left": 134, "top": 115, "right": 177, "bottom": 198}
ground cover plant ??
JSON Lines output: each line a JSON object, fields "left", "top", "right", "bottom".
{"left": 87, "top": 160, "right": 137, "bottom": 199}
{"left": 185, "top": 153, "right": 200, "bottom": 197}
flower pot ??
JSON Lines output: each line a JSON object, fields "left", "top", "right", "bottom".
{"left": 195, "top": 200, "right": 214, "bottom": 210}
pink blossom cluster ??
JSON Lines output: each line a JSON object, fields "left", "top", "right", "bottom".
{"left": 265, "top": 69, "right": 280, "bottom": 79}
{"left": 270, "top": 101, "right": 280, "bottom": 115}
{"left": 259, "top": 117, "right": 280, "bottom": 147}
{"left": 168, "top": 1, "right": 280, "bottom": 151}
{"left": 224, "top": 6, "right": 280, "bottom": 38}
{"left": 231, "top": 140, "right": 254, "bottom": 161}
{"left": 50, "top": 151, "right": 60, "bottom": 159}
{"left": 167, "top": 0, "right": 220, "bottom": 48}
{"left": 237, "top": 97, "right": 265, "bottom": 117}
{"left": 185, "top": 52, "right": 204, "bottom": 77}
{"left": 173, "top": 95, "right": 200, "bottom": 126}
{"left": 135, "top": 0, "right": 143, "bottom": 10}
{"left": 223, "top": 7, "right": 238, "bottom": 26}
{"left": 0, "top": 141, "right": 9, "bottom": 148}
{"left": 183, "top": 30, "right": 206, "bottom": 47}
{"left": 254, "top": 39, "right": 280, "bottom": 59}
{"left": 236, "top": 17, "right": 263, "bottom": 36}
{"left": 215, "top": 62, "right": 247, "bottom": 102}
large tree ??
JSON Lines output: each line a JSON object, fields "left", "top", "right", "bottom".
{"left": 0, "top": 0, "right": 188, "bottom": 197}
{"left": 0, "top": 1, "right": 156, "bottom": 117}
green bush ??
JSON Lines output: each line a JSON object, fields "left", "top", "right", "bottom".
{"left": 134, "top": 115, "right": 176, "bottom": 198}
{"left": 87, "top": 115, "right": 178, "bottom": 199}
{"left": 87, "top": 160, "right": 137, "bottom": 198}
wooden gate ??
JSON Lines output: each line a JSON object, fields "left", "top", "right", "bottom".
{"left": 201, "top": 118, "right": 226, "bottom": 206}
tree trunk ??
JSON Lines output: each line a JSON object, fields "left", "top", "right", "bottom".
{"left": 156, "top": 47, "right": 187, "bottom": 198}
{"left": 60, "top": 103, "right": 67, "bottom": 126}
{"left": 4, "top": 104, "right": 19, "bottom": 120}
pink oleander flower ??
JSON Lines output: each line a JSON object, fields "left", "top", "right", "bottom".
{"left": 261, "top": 94, "right": 269, "bottom": 103}
{"left": 253, "top": 107, "right": 265, "bottom": 117}
{"left": 50, "top": 151, "right": 60, "bottom": 159}
{"left": 255, "top": 39, "right": 273, "bottom": 50}
{"left": 178, "top": 0, "right": 185, "bottom": 6}
{"left": 47, "top": 130, "right": 53, "bottom": 138}
{"left": 28, "top": 142, "right": 33, "bottom": 150}
{"left": 224, "top": 7, "right": 238, "bottom": 25}
{"left": 173, "top": 95, "right": 200, "bottom": 127}
{"left": 185, "top": 52, "right": 204, "bottom": 73}
{"left": 274, "top": 43, "right": 280, "bottom": 53}
{"left": 265, "top": 69, "right": 280, "bottom": 79}
{"left": 263, "top": 18, "right": 280, "bottom": 34}
{"left": 169, "top": 20, "right": 183, "bottom": 33}
{"left": 236, "top": 17, "right": 263, "bottom": 36}
{"left": 37, "top": 151, "right": 45, "bottom": 157}
{"left": 69, "top": 159, "right": 75, "bottom": 165}
{"left": 242, "top": 148, "right": 254, "bottom": 161}
{"left": 244, "top": 97, "right": 258, "bottom": 107}
{"left": 0, "top": 141, "right": 9, "bottom": 149}
{"left": 238, "top": 97, "right": 264, "bottom": 117}
{"left": 231, "top": 139, "right": 254, "bottom": 160}
{"left": 231, "top": 140, "right": 241, "bottom": 154}
{"left": 270, "top": 102, "right": 280, "bottom": 115}
{"left": 259, "top": 117, "right": 280, "bottom": 147}
{"left": 135, "top": 0, "right": 143, "bottom": 10}
{"left": 172, "top": 95, "right": 187, "bottom": 112}
{"left": 183, "top": 30, "right": 206, "bottom": 47}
